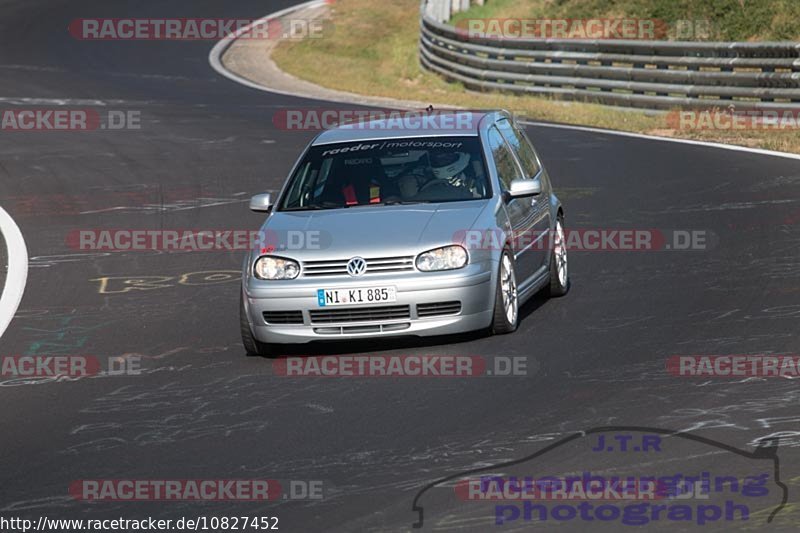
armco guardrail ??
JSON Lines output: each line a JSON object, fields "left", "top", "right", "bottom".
{"left": 419, "top": 1, "right": 800, "bottom": 110}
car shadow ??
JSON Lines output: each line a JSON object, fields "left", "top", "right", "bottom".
{"left": 518, "top": 290, "right": 550, "bottom": 322}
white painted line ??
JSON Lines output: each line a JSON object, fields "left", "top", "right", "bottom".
{"left": 208, "top": 0, "right": 328, "bottom": 98}
{"left": 0, "top": 206, "right": 28, "bottom": 339}
{"left": 209, "top": 2, "right": 800, "bottom": 163}
{"left": 0, "top": 97, "right": 130, "bottom": 106}
{"left": 519, "top": 120, "right": 800, "bottom": 162}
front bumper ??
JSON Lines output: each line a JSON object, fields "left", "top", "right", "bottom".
{"left": 243, "top": 262, "right": 496, "bottom": 344}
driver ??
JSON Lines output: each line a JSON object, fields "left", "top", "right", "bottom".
{"left": 425, "top": 151, "right": 479, "bottom": 196}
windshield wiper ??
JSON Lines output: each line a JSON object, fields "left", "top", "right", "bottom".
{"left": 373, "top": 200, "right": 432, "bottom": 206}
{"left": 283, "top": 200, "right": 431, "bottom": 211}
{"left": 282, "top": 203, "right": 340, "bottom": 211}
{"left": 282, "top": 206, "right": 324, "bottom": 212}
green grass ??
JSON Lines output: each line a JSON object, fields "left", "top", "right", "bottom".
{"left": 271, "top": 0, "right": 800, "bottom": 154}
{"left": 451, "top": 0, "right": 800, "bottom": 41}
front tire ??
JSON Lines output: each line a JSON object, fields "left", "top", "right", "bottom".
{"left": 491, "top": 249, "right": 519, "bottom": 334}
{"left": 546, "top": 214, "right": 570, "bottom": 297}
{"left": 240, "top": 291, "right": 277, "bottom": 358}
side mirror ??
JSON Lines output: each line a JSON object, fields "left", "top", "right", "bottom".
{"left": 507, "top": 178, "right": 541, "bottom": 199}
{"left": 249, "top": 193, "right": 272, "bottom": 213}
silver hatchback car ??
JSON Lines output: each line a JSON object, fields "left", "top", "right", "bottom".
{"left": 240, "top": 110, "right": 569, "bottom": 356}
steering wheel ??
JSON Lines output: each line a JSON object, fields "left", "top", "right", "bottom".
{"left": 418, "top": 179, "right": 452, "bottom": 193}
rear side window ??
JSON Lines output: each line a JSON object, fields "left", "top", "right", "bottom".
{"left": 487, "top": 126, "right": 523, "bottom": 191}
{"left": 496, "top": 119, "right": 541, "bottom": 179}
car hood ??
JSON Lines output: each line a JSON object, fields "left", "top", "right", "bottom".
{"left": 259, "top": 201, "right": 490, "bottom": 260}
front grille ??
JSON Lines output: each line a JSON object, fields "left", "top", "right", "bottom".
{"left": 309, "top": 305, "right": 411, "bottom": 324}
{"left": 313, "top": 323, "right": 411, "bottom": 335}
{"left": 263, "top": 311, "right": 304, "bottom": 325}
{"left": 302, "top": 256, "right": 415, "bottom": 277}
{"left": 417, "top": 301, "right": 462, "bottom": 318}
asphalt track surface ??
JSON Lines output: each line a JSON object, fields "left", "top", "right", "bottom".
{"left": 1, "top": 1, "right": 800, "bottom": 531}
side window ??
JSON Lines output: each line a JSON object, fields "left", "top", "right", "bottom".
{"left": 314, "top": 158, "right": 333, "bottom": 199}
{"left": 283, "top": 163, "right": 312, "bottom": 207}
{"left": 487, "top": 126, "right": 523, "bottom": 191}
{"left": 496, "top": 119, "right": 541, "bottom": 179}
{"left": 284, "top": 160, "right": 329, "bottom": 207}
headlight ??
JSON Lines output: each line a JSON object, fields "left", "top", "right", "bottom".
{"left": 254, "top": 256, "right": 300, "bottom": 280}
{"left": 416, "top": 245, "right": 468, "bottom": 272}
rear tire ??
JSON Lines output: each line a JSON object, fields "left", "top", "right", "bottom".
{"left": 240, "top": 291, "right": 277, "bottom": 358}
{"left": 490, "top": 249, "right": 519, "bottom": 334}
{"left": 546, "top": 214, "right": 570, "bottom": 297}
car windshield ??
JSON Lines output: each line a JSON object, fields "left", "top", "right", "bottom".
{"left": 279, "top": 137, "right": 490, "bottom": 211}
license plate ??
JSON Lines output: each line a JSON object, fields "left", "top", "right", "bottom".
{"left": 317, "top": 286, "right": 397, "bottom": 307}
